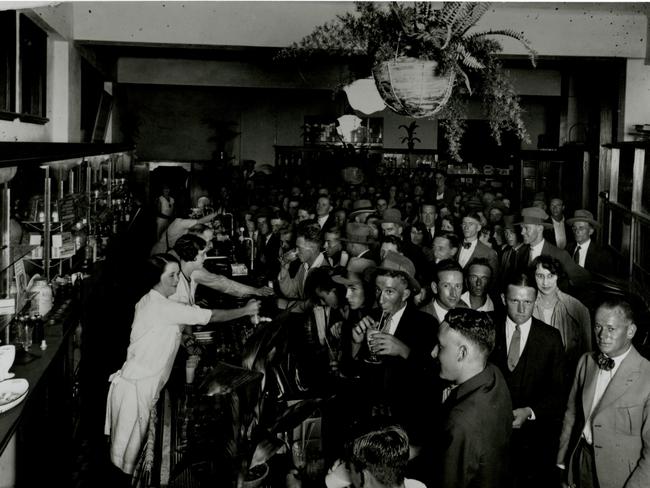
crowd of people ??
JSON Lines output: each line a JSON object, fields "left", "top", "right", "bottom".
{"left": 106, "top": 165, "right": 649, "bottom": 488}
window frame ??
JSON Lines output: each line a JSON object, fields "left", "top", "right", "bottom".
{"left": 0, "top": 10, "right": 18, "bottom": 120}
{"left": 18, "top": 13, "right": 48, "bottom": 124}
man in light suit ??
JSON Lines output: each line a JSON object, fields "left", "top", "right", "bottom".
{"left": 557, "top": 299, "right": 650, "bottom": 488}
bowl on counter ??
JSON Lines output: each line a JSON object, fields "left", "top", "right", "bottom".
{"left": 0, "top": 378, "right": 29, "bottom": 414}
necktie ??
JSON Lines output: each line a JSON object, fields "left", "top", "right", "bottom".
{"left": 378, "top": 312, "right": 392, "bottom": 332}
{"left": 507, "top": 325, "right": 521, "bottom": 371}
{"left": 597, "top": 352, "right": 615, "bottom": 371}
{"left": 573, "top": 245, "right": 581, "bottom": 264}
{"left": 442, "top": 384, "right": 458, "bottom": 403}
{"left": 462, "top": 242, "right": 472, "bottom": 249}
{"left": 296, "top": 264, "right": 308, "bottom": 295}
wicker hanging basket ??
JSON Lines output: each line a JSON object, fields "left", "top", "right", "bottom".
{"left": 372, "top": 57, "right": 456, "bottom": 118}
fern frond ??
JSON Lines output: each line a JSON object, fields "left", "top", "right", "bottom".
{"left": 458, "top": 68, "right": 473, "bottom": 95}
{"left": 437, "top": 2, "right": 464, "bottom": 28}
{"left": 455, "top": 43, "right": 485, "bottom": 70}
{"left": 452, "top": 3, "right": 491, "bottom": 37}
{"left": 467, "top": 28, "right": 538, "bottom": 66}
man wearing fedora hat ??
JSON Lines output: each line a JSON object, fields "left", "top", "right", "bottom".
{"left": 351, "top": 251, "right": 438, "bottom": 452}
{"left": 349, "top": 199, "right": 376, "bottom": 224}
{"left": 380, "top": 208, "right": 430, "bottom": 287}
{"left": 343, "top": 222, "right": 380, "bottom": 271}
{"left": 515, "top": 207, "right": 590, "bottom": 288}
{"left": 566, "top": 209, "right": 612, "bottom": 276}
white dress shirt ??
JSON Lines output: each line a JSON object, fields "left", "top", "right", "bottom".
{"left": 433, "top": 300, "right": 450, "bottom": 324}
{"left": 506, "top": 316, "right": 532, "bottom": 355}
{"left": 574, "top": 239, "right": 591, "bottom": 268}
{"left": 582, "top": 346, "right": 632, "bottom": 444}
{"left": 384, "top": 303, "right": 407, "bottom": 336}
{"left": 528, "top": 239, "right": 545, "bottom": 263}
{"left": 317, "top": 214, "right": 329, "bottom": 229}
{"left": 461, "top": 291, "right": 494, "bottom": 312}
{"left": 458, "top": 239, "right": 477, "bottom": 268}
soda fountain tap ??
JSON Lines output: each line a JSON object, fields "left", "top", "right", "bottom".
{"left": 239, "top": 227, "right": 255, "bottom": 271}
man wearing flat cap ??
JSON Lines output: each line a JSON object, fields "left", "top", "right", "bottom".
{"left": 350, "top": 251, "right": 438, "bottom": 452}
{"left": 566, "top": 209, "right": 612, "bottom": 276}
{"left": 515, "top": 207, "right": 590, "bottom": 288}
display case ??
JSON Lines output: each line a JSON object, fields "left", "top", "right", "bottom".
{"left": 0, "top": 143, "right": 134, "bottom": 339}
{"left": 0, "top": 142, "right": 134, "bottom": 486}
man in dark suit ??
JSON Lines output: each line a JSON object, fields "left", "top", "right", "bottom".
{"left": 315, "top": 195, "right": 337, "bottom": 236}
{"left": 557, "top": 299, "right": 650, "bottom": 488}
{"left": 515, "top": 207, "right": 590, "bottom": 288}
{"left": 490, "top": 273, "right": 566, "bottom": 488}
{"left": 432, "top": 308, "right": 512, "bottom": 488}
{"left": 351, "top": 252, "right": 438, "bottom": 453}
{"left": 544, "top": 197, "right": 572, "bottom": 249}
{"left": 566, "top": 209, "right": 613, "bottom": 277}
{"left": 457, "top": 211, "right": 499, "bottom": 287}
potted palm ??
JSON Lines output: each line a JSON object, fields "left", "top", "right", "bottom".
{"left": 173, "top": 312, "right": 322, "bottom": 487}
{"left": 278, "top": 2, "right": 537, "bottom": 162}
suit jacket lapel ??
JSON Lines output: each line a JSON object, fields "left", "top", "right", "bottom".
{"left": 493, "top": 320, "right": 508, "bottom": 367}
{"left": 581, "top": 353, "right": 599, "bottom": 420}
{"left": 593, "top": 347, "right": 642, "bottom": 416}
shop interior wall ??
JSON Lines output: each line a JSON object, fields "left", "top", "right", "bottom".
{"left": 113, "top": 83, "right": 441, "bottom": 165}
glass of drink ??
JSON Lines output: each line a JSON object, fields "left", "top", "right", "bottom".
{"left": 364, "top": 312, "right": 388, "bottom": 364}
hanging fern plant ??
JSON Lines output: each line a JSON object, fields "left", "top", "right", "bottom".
{"left": 278, "top": 1, "right": 537, "bottom": 162}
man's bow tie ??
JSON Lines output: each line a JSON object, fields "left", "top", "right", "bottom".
{"left": 462, "top": 242, "right": 472, "bottom": 249}
{"left": 597, "top": 352, "right": 615, "bottom": 371}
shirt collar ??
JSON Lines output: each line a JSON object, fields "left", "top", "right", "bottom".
{"left": 506, "top": 316, "right": 532, "bottom": 332}
{"left": 604, "top": 345, "right": 633, "bottom": 372}
{"left": 530, "top": 239, "right": 545, "bottom": 252}
{"left": 306, "top": 252, "right": 325, "bottom": 271}
{"left": 390, "top": 303, "right": 407, "bottom": 325}
{"left": 433, "top": 300, "right": 450, "bottom": 321}
{"left": 577, "top": 238, "right": 591, "bottom": 250}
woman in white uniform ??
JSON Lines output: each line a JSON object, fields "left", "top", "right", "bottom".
{"left": 104, "top": 253, "right": 260, "bottom": 475}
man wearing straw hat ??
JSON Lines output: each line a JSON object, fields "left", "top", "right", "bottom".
{"left": 515, "top": 207, "right": 590, "bottom": 288}
{"left": 566, "top": 209, "right": 612, "bottom": 275}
